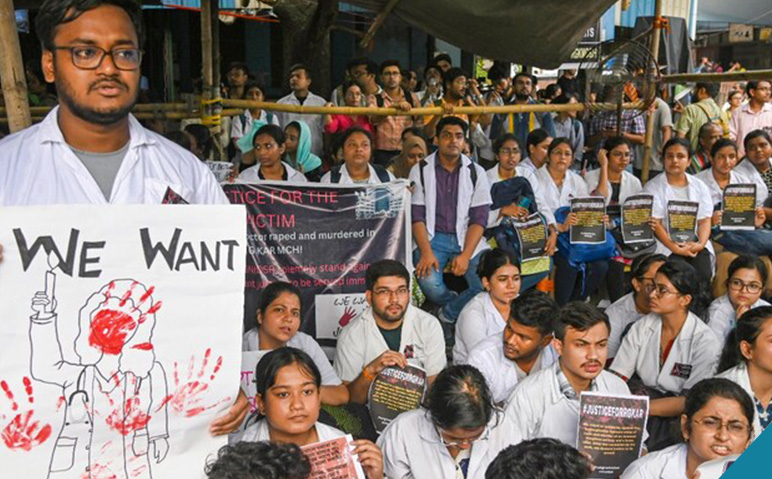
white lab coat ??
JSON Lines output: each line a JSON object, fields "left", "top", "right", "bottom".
{"left": 734, "top": 158, "right": 772, "bottom": 207}
{"left": 642, "top": 171, "right": 715, "bottom": 259}
{"left": 242, "top": 328, "right": 342, "bottom": 386}
{"left": 320, "top": 163, "right": 396, "bottom": 184}
{"left": 453, "top": 292, "right": 507, "bottom": 364}
{"left": 467, "top": 333, "right": 558, "bottom": 404}
{"left": 409, "top": 152, "right": 492, "bottom": 258}
{"left": 620, "top": 443, "right": 688, "bottom": 479}
{"left": 707, "top": 294, "right": 770, "bottom": 343}
{"left": 0, "top": 107, "right": 228, "bottom": 206}
{"left": 518, "top": 157, "right": 537, "bottom": 175}
{"left": 377, "top": 408, "right": 522, "bottom": 479}
{"left": 532, "top": 166, "right": 591, "bottom": 215}
{"left": 333, "top": 305, "right": 447, "bottom": 382}
{"left": 238, "top": 162, "right": 308, "bottom": 183}
{"left": 275, "top": 92, "right": 327, "bottom": 157}
{"left": 715, "top": 362, "right": 764, "bottom": 439}
{"left": 694, "top": 168, "right": 761, "bottom": 208}
{"left": 485, "top": 165, "right": 557, "bottom": 227}
{"left": 611, "top": 312, "right": 722, "bottom": 394}
{"left": 242, "top": 419, "right": 344, "bottom": 442}
{"left": 504, "top": 362, "right": 631, "bottom": 446}
{"left": 606, "top": 293, "right": 645, "bottom": 359}
{"left": 583, "top": 168, "right": 643, "bottom": 205}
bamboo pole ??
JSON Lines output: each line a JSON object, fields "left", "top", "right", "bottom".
{"left": 0, "top": 0, "right": 31, "bottom": 132}
{"left": 360, "top": 0, "right": 402, "bottom": 48}
{"left": 640, "top": 0, "right": 664, "bottom": 183}
{"left": 0, "top": 108, "right": 246, "bottom": 124}
{"left": 662, "top": 69, "right": 772, "bottom": 84}
{"left": 0, "top": 103, "right": 191, "bottom": 116}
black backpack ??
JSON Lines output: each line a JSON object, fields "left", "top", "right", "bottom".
{"left": 329, "top": 164, "right": 391, "bottom": 183}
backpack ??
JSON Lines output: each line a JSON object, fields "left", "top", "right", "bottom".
{"left": 486, "top": 176, "right": 538, "bottom": 259}
{"left": 695, "top": 102, "right": 730, "bottom": 137}
{"left": 554, "top": 206, "right": 616, "bottom": 265}
{"left": 329, "top": 163, "right": 391, "bottom": 183}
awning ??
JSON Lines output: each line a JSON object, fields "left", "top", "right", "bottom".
{"left": 345, "top": 0, "right": 618, "bottom": 69}
{"left": 698, "top": 0, "right": 772, "bottom": 26}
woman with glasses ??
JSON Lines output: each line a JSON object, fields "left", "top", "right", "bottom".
{"left": 606, "top": 253, "right": 668, "bottom": 361}
{"left": 238, "top": 125, "right": 308, "bottom": 182}
{"left": 620, "top": 378, "right": 754, "bottom": 479}
{"left": 378, "top": 365, "right": 519, "bottom": 479}
{"left": 243, "top": 348, "right": 384, "bottom": 479}
{"left": 707, "top": 255, "right": 770, "bottom": 342}
{"left": 611, "top": 258, "right": 721, "bottom": 451}
{"left": 717, "top": 306, "right": 772, "bottom": 439}
{"left": 323, "top": 81, "right": 373, "bottom": 136}
{"left": 453, "top": 248, "right": 522, "bottom": 364}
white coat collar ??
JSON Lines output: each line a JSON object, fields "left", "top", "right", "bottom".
{"left": 37, "top": 106, "right": 155, "bottom": 148}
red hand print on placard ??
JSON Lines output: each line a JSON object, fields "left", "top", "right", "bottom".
{"left": 339, "top": 306, "right": 357, "bottom": 327}
{"left": 104, "top": 396, "right": 151, "bottom": 436}
{"left": 159, "top": 349, "right": 230, "bottom": 417}
{"left": 0, "top": 377, "right": 52, "bottom": 451}
{"left": 89, "top": 281, "right": 162, "bottom": 356}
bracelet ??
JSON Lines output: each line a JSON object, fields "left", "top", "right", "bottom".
{"left": 362, "top": 367, "right": 377, "bottom": 382}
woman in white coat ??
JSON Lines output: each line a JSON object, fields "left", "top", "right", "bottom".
{"left": 320, "top": 127, "right": 395, "bottom": 184}
{"left": 242, "top": 281, "right": 349, "bottom": 405}
{"left": 621, "top": 378, "right": 754, "bottom": 479}
{"left": 716, "top": 306, "right": 772, "bottom": 439}
{"left": 378, "top": 365, "right": 521, "bottom": 479}
{"left": 242, "top": 348, "right": 384, "bottom": 479}
{"left": 454, "top": 249, "right": 522, "bottom": 364}
{"left": 238, "top": 124, "right": 308, "bottom": 182}
{"left": 611, "top": 258, "right": 721, "bottom": 451}
{"left": 643, "top": 138, "right": 714, "bottom": 281}
{"left": 584, "top": 136, "right": 644, "bottom": 302}
{"left": 707, "top": 255, "right": 770, "bottom": 342}
{"left": 734, "top": 130, "right": 772, "bottom": 223}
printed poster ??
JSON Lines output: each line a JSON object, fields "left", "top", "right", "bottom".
{"left": 205, "top": 161, "right": 234, "bottom": 182}
{"left": 722, "top": 184, "right": 756, "bottom": 231}
{"left": 570, "top": 197, "right": 606, "bottom": 245}
{"left": 577, "top": 392, "right": 649, "bottom": 479}
{"left": 301, "top": 434, "right": 365, "bottom": 479}
{"left": 667, "top": 201, "right": 699, "bottom": 243}
{"left": 367, "top": 365, "right": 426, "bottom": 434}
{"left": 0, "top": 205, "right": 246, "bottom": 479}
{"left": 621, "top": 195, "right": 654, "bottom": 244}
{"left": 314, "top": 293, "right": 369, "bottom": 342}
{"left": 511, "top": 213, "right": 550, "bottom": 276}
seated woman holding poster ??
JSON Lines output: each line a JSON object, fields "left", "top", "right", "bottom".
{"left": 378, "top": 365, "right": 520, "bottom": 479}
{"left": 643, "top": 138, "right": 715, "bottom": 281}
{"left": 620, "top": 378, "right": 753, "bottom": 479}
{"left": 584, "top": 136, "right": 645, "bottom": 303}
{"left": 320, "top": 127, "right": 396, "bottom": 184}
{"left": 238, "top": 124, "right": 308, "bottom": 182}
{"left": 733, "top": 130, "right": 772, "bottom": 223}
{"left": 243, "top": 282, "right": 349, "bottom": 405}
{"left": 707, "top": 255, "right": 770, "bottom": 342}
{"left": 453, "top": 248, "right": 522, "bottom": 364}
{"left": 716, "top": 306, "right": 772, "bottom": 439}
{"left": 533, "top": 138, "right": 609, "bottom": 305}
{"left": 611, "top": 259, "right": 722, "bottom": 452}
{"left": 243, "top": 348, "right": 385, "bottom": 479}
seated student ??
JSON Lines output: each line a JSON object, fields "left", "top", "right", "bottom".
{"left": 378, "top": 365, "right": 521, "bottom": 479}
{"left": 687, "top": 122, "right": 723, "bottom": 174}
{"left": 534, "top": 138, "right": 608, "bottom": 305}
{"left": 389, "top": 134, "right": 427, "bottom": 179}
{"left": 454, "top": 248, "right": 522, "bottom": 364}
{"left": 620, "top": 378, "right": 754, "bottom": 479}
{"left": 321, "top": 127, "right": 395, "bottom": 184}
{"left": 696, "top": 138, "right": 771, "bottom": 256}
{"left": 238, "top": 125, "right": 308, "bottom": 182}
{"left": 708, "top": 255, "right": 770, "bottom": 342}
{"left": 717, "top": 306, "right": 772, "bottom": 438}
{"left": 731, "top": 130, "right": 772, "bottom": 224}
{"left": 242, "top": 282, "right": 348, "bottom": 405}
{"left": 606, "top": 254, "right": 668, "bottom": 360}
{"left": 283, "top": 121, "right": 323, "bottom": 182}
{"left": 205, "top": 441, "right": 311, "bottom": 479}
{"left": 485, "top": 438, "right": 592, "bottom": 479}
{"left": 505, "top": 302, "right": 631, "bottom": 446}
{"left": 467, "top": 290, "right": 560, "bottom": 404}
{"left": 611, "top": 259, "right": 721, "bottom": 451}
{"left": 334, "top": 260, "right": 446, "bottom": 404}
{"left": 584, "top": 136, "right": 645, "bottom": 302}
{"left": 644, "top": 138, "right": 715, "bottom": 281}
{"left": 243, "top": 348, "right": 384, "bottom": 479}
{"left": 410, "top": 117, "right": 492, "bottom": 328}
{"left": 518, "top": 128, "right": 553, "bottom": 174}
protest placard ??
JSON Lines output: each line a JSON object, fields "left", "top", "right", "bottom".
{"left": 301, "top": 434, "right": 366, "bottom": 479}
{"left": 722, "top": 184, "right": 756, "bottom": 231}
{"left": 367, "top": 365, "right": 427, "bottom": 434}
{"left": 512, "top": 213, "right": 550, "bottom": 275}
{"left": 667, "top": 201, "right": 699, "bottom": 243}
{"left": 621, "top": 195, "right": 654, "bottom": 244}
{"left": 570, "top": 197, "right": 606, "bottom": 244}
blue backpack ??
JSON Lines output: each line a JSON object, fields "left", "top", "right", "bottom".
{"left": 554, "top": 206, "right": 616, "bottom": 266}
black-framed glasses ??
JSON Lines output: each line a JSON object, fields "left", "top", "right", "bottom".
{"left": 53, "top": 46, "right": 143, "bottom": 71}
{"left": 728, "top": 278, "right": 763, "bottom": 294}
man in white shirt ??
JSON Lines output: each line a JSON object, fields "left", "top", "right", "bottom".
{"left": 504, "top": 302, "right": 631, "bottom": 446}
{"left": 467, "top": 290, "right": 559, "bottom": 405}
{"left": 275, "top": 64, "right": 327, "bottom": 157}
{"left": 0, "top": 0, "right": 244, "bottom": 434}
{"left": 334, "top": 260, "right": 446, "bottom": 403}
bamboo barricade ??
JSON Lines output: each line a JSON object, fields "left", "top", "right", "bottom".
{"left": 661, "top": 69, "right": 772, "bottom": 84}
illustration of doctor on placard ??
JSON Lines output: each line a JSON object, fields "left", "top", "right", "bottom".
{"left": 29, "top": 260, "right": 170, "bottom": 479}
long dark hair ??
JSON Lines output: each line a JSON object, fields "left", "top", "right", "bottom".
{"left": 718, "top": 306, "right": 772, "bottom": 373}
{"left": 656, "top": 258, "right": 710, "bottom": 319}
{"left": 424, "top": 365, "right": 495, "bottom": 431}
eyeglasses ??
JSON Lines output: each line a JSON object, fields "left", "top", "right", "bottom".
{"left": 693, "top": 417, "right": 750, "bottom": 436}
{"left": 652, "top": 284, "right": 680, "bottom": 297}
{"left": 435, "top": 426, "right": 489, "bottom": 448}
{"left": 53, "top": 45, "right": 143, "bottom": 71}
{"left": 638, "top": 277, "right": 657, "bottom": 293}
{"left": 728, "top": 278, "right": 763, "bottom": 294}
{"left": 373, "top": 287, "right": 409, "bottom": 298}
{"left": 498, "top": 148, "right": 520, "bottom": 157}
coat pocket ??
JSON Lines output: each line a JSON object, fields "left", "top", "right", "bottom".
{"left": 50, "top": 437, "right": 77, "bottom": 472}
{"left": 132, "top": 431, "right": 149, "bottom": 457}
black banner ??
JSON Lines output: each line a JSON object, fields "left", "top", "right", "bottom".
{"left": 621, "top": 195, "right": 654, "bottom": 244}
{"left": 722, "top": 184, "right": 756, "bottom": 231}
{"left": 223, "top": 181, "right": 411, "bottom": 342}
{"left": 570, "top": 197, "right": 606, "bottom": 244}
{"left": 667, "top": 201, "right": 699, "bottom": 243}
{"left": 368, "top": 365, "right": 426, "bottom": 434}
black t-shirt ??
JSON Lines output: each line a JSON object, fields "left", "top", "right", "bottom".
{"left": 378, "top": 324, "right": 403, "bottom": 352}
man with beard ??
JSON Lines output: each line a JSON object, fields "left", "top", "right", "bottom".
{"left": 0, "top": 0, "right": 247, "bottom": 435}
{"left": 334, "top": 260, "right": 446, "bottom": 404}
{"left": 466, "top": 290, "right": 560, "bottom": 405}
{"left": 504, "top": 302, "right": 632, "bottom": 446}
{"left": 490, "top": 72, "right": 556, "bottom": 149}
